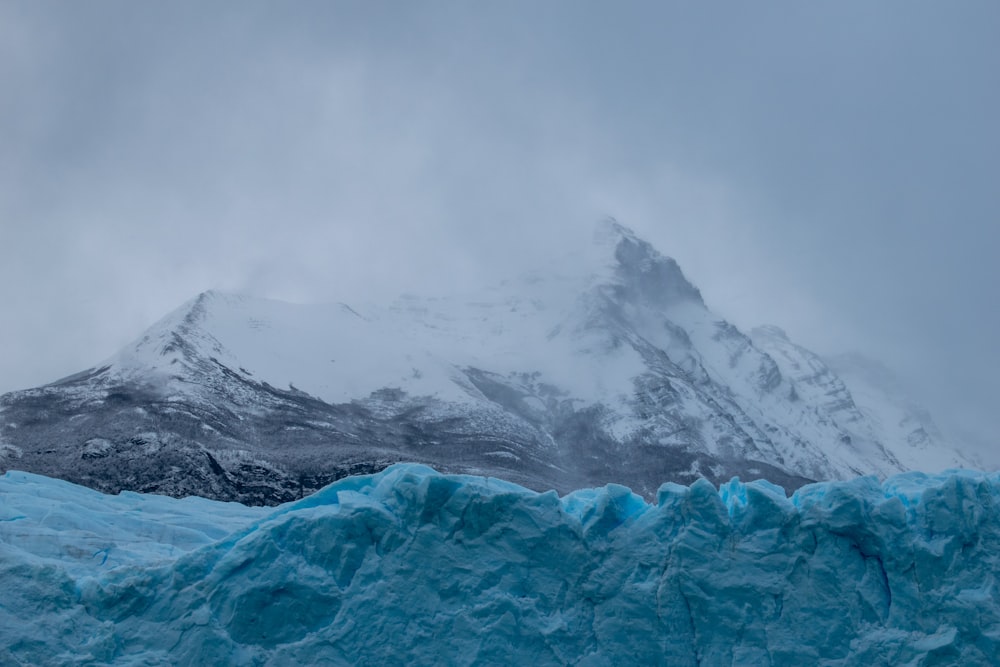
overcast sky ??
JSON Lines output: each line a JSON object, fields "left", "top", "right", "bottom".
{"left": 1, "top": 2, "right": 998, "bottom": 460}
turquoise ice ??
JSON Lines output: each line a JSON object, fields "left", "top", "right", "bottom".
{"left": 2, "top": 464, "right": 998, "bottom": 665}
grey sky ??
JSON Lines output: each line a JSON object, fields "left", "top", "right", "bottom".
{"left": 1, "top": 2, "right": 998, "bottom": 460}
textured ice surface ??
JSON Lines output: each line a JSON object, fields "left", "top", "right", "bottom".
{"left": 2, "top": 464, "right": 999, "bottom": 665}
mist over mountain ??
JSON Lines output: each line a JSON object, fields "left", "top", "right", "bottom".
{"left": 0, "top": 221, "right": 974, "bottom": 504}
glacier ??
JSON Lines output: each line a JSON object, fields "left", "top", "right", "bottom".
{"left": 2, "top": 464, "right": 999, "bottom": 665}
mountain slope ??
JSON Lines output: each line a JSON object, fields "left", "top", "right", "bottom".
{"left": 0, "top": 221, "right": 974, "bottom": 503}
{"left": 824, "top": 352, "right": 974, "bottom": 471}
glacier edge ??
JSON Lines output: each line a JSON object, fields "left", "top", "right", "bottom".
{"left": 2, "top": 463, "right": 999, "bottom": 665}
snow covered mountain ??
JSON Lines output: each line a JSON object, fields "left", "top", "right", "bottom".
{"left": 0, "top": 221, "right": 974, "bottom": 503}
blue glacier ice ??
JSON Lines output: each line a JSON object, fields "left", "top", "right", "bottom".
{"left": 2, "top": 464, "right": 999, "bottom": 665}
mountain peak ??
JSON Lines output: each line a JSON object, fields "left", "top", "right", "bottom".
{"left": 1, "top": 216, "right": 978, "bottom": 509}
{"left": 593, "top": 217, "right": 642, "bottom": 246}
{"left": 591, "top": 218, "right": 704, "bottom": 310}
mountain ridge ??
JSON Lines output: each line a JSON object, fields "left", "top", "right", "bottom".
{"left": 0, "top": 220, "right": 974, "bottom": 503}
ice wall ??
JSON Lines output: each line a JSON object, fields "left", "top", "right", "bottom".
{"left": 2, "top": 464, "right": 999, "bottom": 665}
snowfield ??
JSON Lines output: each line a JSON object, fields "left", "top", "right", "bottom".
{"left": 3, "top": 464, "right": 999, "bottom": 665}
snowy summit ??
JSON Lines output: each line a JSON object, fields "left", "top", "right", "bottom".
{"left": 0, "top": 221, "right": 973, "bottom": 504}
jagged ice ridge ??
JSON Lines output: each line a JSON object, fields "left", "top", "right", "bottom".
{"left": 2, "top": 464, "right": 998, "bottom": 665}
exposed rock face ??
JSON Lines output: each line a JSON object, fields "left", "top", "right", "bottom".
{"left": 0, "top": 221, "right": 971, "bottom": 504}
